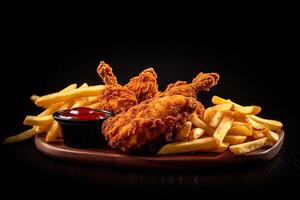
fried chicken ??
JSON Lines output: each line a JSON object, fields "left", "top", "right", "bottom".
{"left": 97, "top": 62, "right": 160, "bottom": 114}
{"left": 159, "top": 73, "right": 220, "bottom": 119}
{"left": 102, "top": 95, "right": 197, "bottom": 152}
{"left": 162, "top": 72, "right": 220, "bottom": 98}
{"left": 98, "top": 66, "right": 219, "bottom": 152}
{"left": 102, "top": 72, "right": 220, "bottom": 152}
{"left": 97, "top": 61, "right": 138, "bottom": 114}
{"left": 125, "top": 68, "right": 159, "bottom": 103}
{"left": 161, "top": 72, "right": 219, "bottom": 119}
{"left": 195, "top": 101, "right": 205, "bottom": 119}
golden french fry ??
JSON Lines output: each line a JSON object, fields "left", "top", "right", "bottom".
{"left": 232, "top": 112, "right": 247, "bottom": 123}
{"left": 212, "top": 96, "right": 261, "bottom": 115}
{"left": 35, "top": 85, "right": 104, "bottom": 107}
{"left": 212, "top": 96, "right": 233, "bottom": 105}
{"left": 60, "top": 83, "right": 78, "bottom": 92}
{"left": 87, "top": 102, "right": 100, "bottom": 109}
{"left": 33, "top": 125, "right": 50, "bottom": 133}
{"left": 34, "top": 86, "right": 81, "bottom": 133}
{"left": 188, "top": 127, "right": 205, "bottom": 140}
{"left": 174, "top": 121, "right": 192, "bottom": 142}
{"left": 252, "top": 124, "right": 269, "bottom": 139}
{"left": 209, "top": 110, "right": 223, "bottom": 128}
{"left": 45, "top": 100, "right": 73, "bottom": 141}
{"left": 23, "top": 115, "right": 53, "bottom": 126}
{"left": 188, "top": 113, "right": 214, "bottom": 136}
{"left": 213, "top": 115, "right": 233, "bottom": 144}
{"left": 46, "top": 121, "right": 60, "bottom": 142}
{"left": 245, "top": 116, "right": 265, "bottom": 130}
{"left": 72, "top": 98, "right": 89, "bottom": 108}
{"left": 223, "top": 135, "right": 247, "bottom": 145}
{"left": 234, "top": 105, "right": 261, "bottom": 115}
{"left": 229, "top": 137, "right": 267, "bottom": 155}
{"left": 204, "top": 103, "right": 233, "bottom": 123}
{"left": 70, "top": 83, "right": 91, "bottom": 108}
{"left": 264, "top": 130, "right": 280, "bottom": 143}
{"left": 252, "top": 130, "right": 266, "bottom": 139}
{"left": 87, "top": 96, "right": 99, "bottom": 104}
{"left": 80, "top": 83, "right": 88, "bottom": 88}
{"left": 33, "top": 83, "right": 77, "bottom": 108}
{"left": 248, "top": 115, "right": 283, "bottom": 131}
{"left": 232, "top": 121, "right": 252, "bottom": 131}
{"left": 30, "top": 95, "right": 40, "bottom": 103}
{"left": 204, "top": 142, "right": 229, "bottom": 153}
{"left": 157, "top": 137, "right": 217, "bottom": 155}
{"left": 228, "top": 122, "right": 252, "bottom": 136}
{"left": 37, "top": 102, "right": 65, "bottom": 116}
{"left": 30, "top": 83, "right": 75, "bottom": 103}
{"left": 3, "top": 128, "right": 38, "bottom": 144}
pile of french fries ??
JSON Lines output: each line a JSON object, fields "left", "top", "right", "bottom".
{"left": 158, "top": 96, "right": 283, "bottom": 155}
{"left": 3, "top": 83, "right": 104, "bottom": 144}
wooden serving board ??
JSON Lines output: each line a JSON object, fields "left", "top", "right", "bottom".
{"left": 35, "top": 130, "right": 284, "bottom": 169}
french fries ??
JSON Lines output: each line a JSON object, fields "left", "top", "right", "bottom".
{"left": 3, "top": 128, "right": 38, "bottom": 144}
{"left": 158, "top": 95, "right": 283, "bottom": 155}
{"left": 23, "top": 115, "right": 54, "bottom": 126}
{"left": 3, "top": 83, "right": 104, "bottom": 144}
{"left": 45, "top": 121, "right": 61, "bottom": 142}
{"left": 45, "top": 100, "right": 74, "bottom": 142}
{"left": 30, "top": 95, "right": 40, "bottom": 103}
{"left": 248, "top": 115, "right": 283, "bottom": 131}
{"left": 265, "top": 130, "right": 279, "bottom": 143}
{"left": 223, "top": 135, "right": 247, "bottom": 145}
{"left": 209, "top": 110, "right": 223, "bottom": 128}
{"left": 174, "top": 121, "right": 192, "bottom": 142}
{"left": 204, "top": 103, "right": 232, "bottom": 123}
{"left": 228, "top": 122, "right": 252, "bottom": 136}
{"left": 35, "top": 85, "right": 104, "bottom": 107}
{"left": 188, "top": 113, "right": 214, "bottom": 136}
{"left": 213, "top": 114, "right": 233, "bottom": 144}
{"left": 229, "top": 137, "right": 267, "bottom": 155}
{"left": 205, "top": 142, "right": 229, "bottom": 153}
{"left": 188, "top": 128, "right": 205, "bottom": 140}
{"left": 158, "top": 137, "right": 217, "bottom": 155}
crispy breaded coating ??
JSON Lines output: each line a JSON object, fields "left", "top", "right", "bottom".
{"left": 97, "top": 61, "right": 138, "bottom": 114}
{"left": 125, "top": 68, "right": 159, "bottom": 103}
{"left": 102, "top": 95, "right": 197, "bottom": 152}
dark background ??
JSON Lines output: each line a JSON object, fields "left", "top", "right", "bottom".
{"left": 0, "top": 16, "right": 299, "bottom": 196}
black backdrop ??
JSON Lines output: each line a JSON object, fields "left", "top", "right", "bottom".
{"left": 1, "top": 23, "right": 299, "bottom": 196}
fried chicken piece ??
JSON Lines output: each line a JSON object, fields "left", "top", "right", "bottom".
{"left": 102, "top": 95, "right": 197, "bottom": 152}
{"left": 162, "top": 72, "right": 220, "bottom": 98}
{"left": 195, "top": 101, "right": 205, "bottom": 119}
{"left": 97, "top": 61, "right": 138, "bottom": 114}
{"left": 97, "top": 61, "right": 118, "bottom": 85}
{"left": 160, "top": 72, "right": 219, "bottom": 120}
{"left": 102, "top": 72, "right": 219, "bottom": 152}
{"left": 125, "top": 68, "right": 159, "bottom": 103}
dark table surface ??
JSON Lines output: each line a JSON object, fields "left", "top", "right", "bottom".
{"left": 1, "top": 40, "right": 299, "bottom": 196}
{"left": 1, "top": 129, "right": 299, "bottom": 196}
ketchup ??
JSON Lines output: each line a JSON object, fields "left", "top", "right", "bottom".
{"left": 58, "top": 107, "right": 109, "bottom": 120}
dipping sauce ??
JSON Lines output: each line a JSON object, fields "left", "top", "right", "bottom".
{"left": 58, "top": 107, "right": 109, "bottom": 121}
{"left": 53, "top": 107, "right": 112, "bottom": 148}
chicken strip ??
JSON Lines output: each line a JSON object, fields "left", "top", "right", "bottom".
{"left": 97, "top": 61, "right": 138, "bottom": 114}
{"left": 125, "top": 68, "right": 159, "bottom": 103}
{"left": 102, "top": 95, "right": 197, "bottom": 152}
